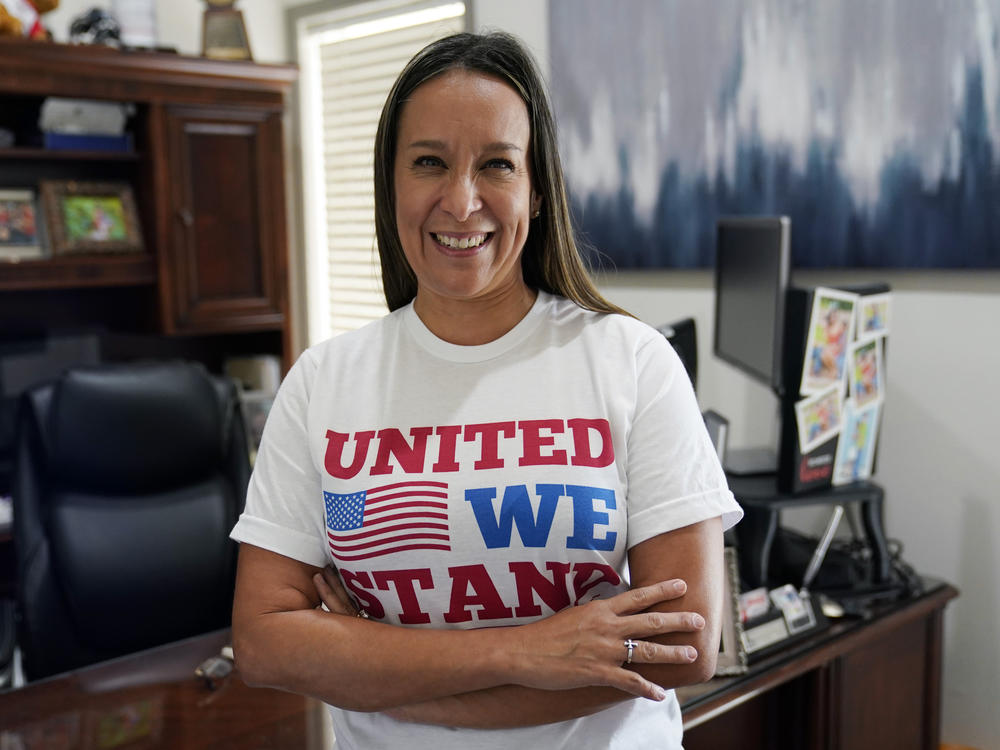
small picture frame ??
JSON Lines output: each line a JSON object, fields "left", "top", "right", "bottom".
{"left": 832, "top": 398, "right": 881, "bottom": 486}
{"left": 858, "top": 292, "right": 891, "bottom": 341}
{"left": 794, "top": 383, "right": 844, "bottom": 454}
{"left": 715, "top": 546, "right": 748, "bottom": 675}
{"left": 0, "top": 188, "right": 45, "bottom": 262}
{"left": 848, "top": 337, "right": 884, "bottom": 407}
{"left": 800, "top": 287, "right": 858, "bottom": 396}
{"left": 40, "top": 180, "right": 144, "bottom": 256}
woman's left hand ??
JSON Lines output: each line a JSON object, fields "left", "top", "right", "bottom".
{"left": 313, "top": 565, "right": 361, "bottom": 617}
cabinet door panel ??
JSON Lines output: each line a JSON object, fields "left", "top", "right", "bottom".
{"left": 833, "top": 616, "right": 929, "bottom": 750}
{"left": 188, "top": 124, "right": 262, "bottom": 299}
{"left": 164, "top": 106, "right": 287, "bottom": 334}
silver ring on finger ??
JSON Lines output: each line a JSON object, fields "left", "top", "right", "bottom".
{"left": 357, "top": 609, "right": 370, "bottom": 619}
{"left": 624, "top": 638, "right": 638, "bottom": 665}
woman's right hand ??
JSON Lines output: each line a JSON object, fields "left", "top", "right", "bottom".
{"left": 312, "top": 566, "right": 703, "bottom": 701}
{"left": 509, "top": 579, "right": 705, "bottom": 701}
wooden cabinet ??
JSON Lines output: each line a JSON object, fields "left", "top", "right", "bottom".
{"left": 0, "top": 37, "right": 297, "bottom": 369}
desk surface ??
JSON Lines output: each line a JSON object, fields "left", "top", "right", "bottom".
{"left": 0, "top": 583, "right": 958, "bottom": 748}
{"left": 0, "top": 629, "right": 332, "bottom": 749}
{"left": 677, "top": 580, "right": 958, "bottom": 729}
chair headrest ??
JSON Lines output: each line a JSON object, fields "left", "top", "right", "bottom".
{"left": 47, "top": 363, "right": 227, "bottom": 493}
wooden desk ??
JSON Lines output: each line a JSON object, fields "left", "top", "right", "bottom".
{"left": 0, "top": 629, "right": 331, "bottom": 749}
{"left": 0, "top": 583, "right": 956, "bottom": 749}
{"left": 679, "top": 581, "right": 958, "bottom": 750}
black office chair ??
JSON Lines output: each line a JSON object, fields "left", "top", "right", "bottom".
{"left": 10, "top": 361, "right": 251, "bottom": 681}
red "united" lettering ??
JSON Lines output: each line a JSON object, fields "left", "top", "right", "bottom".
{"left": 324, "top": 419, "right": 615, "bottom": 479}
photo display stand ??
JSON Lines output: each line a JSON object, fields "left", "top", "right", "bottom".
{"left": 776, "top": 283, "right": 890, "bottom": 494}
{"left": 727, "top": 280, "right": 903, "bottom": 639}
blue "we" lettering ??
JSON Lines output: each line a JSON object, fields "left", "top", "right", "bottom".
{"left": 465, "top": 484, "right": 562, "bottom": 548}
{"left": 465, "top": 483, "right": 618, "bottom": 551}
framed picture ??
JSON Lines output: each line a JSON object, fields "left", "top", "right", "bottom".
{"left": 794, "top": 384, "right": 844, "bottom": 454}
{"left": 0, "top": 188, "right": 44, "bottom": 261}
{"left": 40, "top": 180, "right": 143, "bottom": 256}
{"left": 715, "top": 546, "right": 748, "bottom": 676}
{"left": 858, "top": 293, "right": 891, "bottom": 341}
{"left": 848, "top": 338, "right": 884, "bottom": 407}
{"left": 800, "top": 287, "right": 858, "bottom": 396}
{"left": 832, "top": 399, "right": 881, "bottom": 486}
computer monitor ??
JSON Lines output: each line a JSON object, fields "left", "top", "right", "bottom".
{"left": 656, "top": 317, "right": 697, "bottom": 391}
{"left": 713, "top": 216, "right": 791, "bottom": 397}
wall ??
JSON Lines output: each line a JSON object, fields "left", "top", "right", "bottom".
{"left": 40, "top": 1, "right": 998, "bottom": 747}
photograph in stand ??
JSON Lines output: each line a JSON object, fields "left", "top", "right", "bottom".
{"left": 799, "top": 288, "right": 857, "bottom": 397}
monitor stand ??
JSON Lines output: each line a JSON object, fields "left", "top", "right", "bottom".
{"left": 724, "top": 447, "right": 778, "bottom": 476}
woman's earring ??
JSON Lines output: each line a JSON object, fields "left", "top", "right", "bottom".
{"left": 532, "top": 208, "right": 541, "bottom": 219}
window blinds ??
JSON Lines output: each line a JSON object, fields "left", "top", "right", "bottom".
{"left": 299, "top": 1, "right": 466, "bottom": 342}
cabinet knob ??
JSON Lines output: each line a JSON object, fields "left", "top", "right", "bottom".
{"left": 177, "top": 208, "right": 194, "bottom": 226}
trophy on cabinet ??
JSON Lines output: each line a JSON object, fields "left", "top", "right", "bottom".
{"left": 201, "top": 0, "right": 252, "bottom": 61}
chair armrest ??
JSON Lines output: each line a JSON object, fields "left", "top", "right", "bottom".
{"left": 0, "top": 598, "right": 15, "bottom": 688}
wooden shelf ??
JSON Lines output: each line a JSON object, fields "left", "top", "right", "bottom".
{"left": 0, "top": 37, "right": 297, "bottom": 105}
{"left": 0, "top": 253, "right": 156, "bottom": 290}
{"left": 0, "top": 38, "right": 296, "bottom": 368}
{"left": 0, "top": 147, "right": 139, "bottom": 161}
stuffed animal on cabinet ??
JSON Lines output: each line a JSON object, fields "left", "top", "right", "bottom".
{"left": 0, "top": 0, "right": 59, "bottom": 41}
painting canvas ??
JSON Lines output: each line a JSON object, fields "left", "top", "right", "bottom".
{"left": 550, "top": 0, "right": 1000, "bottom": 269}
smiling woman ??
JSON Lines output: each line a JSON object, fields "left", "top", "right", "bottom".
{"left": 230, "top": 31, "right": 742, "bottom": 750}
{"left": 392, "top": 69, "right": 541, "bottom": 344}
{"left": 371, "top": 32, "right": 631, "bottom": 322}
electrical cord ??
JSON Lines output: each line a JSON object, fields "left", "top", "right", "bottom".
{"left": 886, "top": 537, "right": 924, "bottom": 596}
{"left": 827, "top": 535, "right": 923, "bottom": 598}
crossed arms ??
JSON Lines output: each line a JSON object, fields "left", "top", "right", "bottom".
{"left": 231, "top": 516, "right": 724, "bottom": 729}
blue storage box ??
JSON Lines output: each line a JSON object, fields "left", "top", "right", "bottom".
{"left": 43, "top": 132, "right": 134, "bottom": 153}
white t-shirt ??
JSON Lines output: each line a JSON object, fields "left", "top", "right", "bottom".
{"left": 231, "top": 291, "right": 742, "bottom": 750}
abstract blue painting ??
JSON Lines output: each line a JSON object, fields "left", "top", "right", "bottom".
{"left": 549, "top": 0, "right": 1000, "bottom": 268}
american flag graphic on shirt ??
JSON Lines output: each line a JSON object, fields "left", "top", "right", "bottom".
{"left": 324, "top": 480, "right": 451, "bottom": 561}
